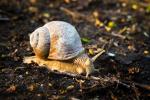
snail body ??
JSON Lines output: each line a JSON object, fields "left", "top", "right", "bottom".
{"left": 24, "top": 21, "right": 103, "bottom": 77}
{"left": 24, "top": 54, "right": 94, "bottom": 77}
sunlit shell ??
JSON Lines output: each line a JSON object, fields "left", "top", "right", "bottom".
{"left": 30, "top": 21, "right": 84, "bottom": 60}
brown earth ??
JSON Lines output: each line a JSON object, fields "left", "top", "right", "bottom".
{"left": 0, "top": 0, "right": 150, "bottom": 99}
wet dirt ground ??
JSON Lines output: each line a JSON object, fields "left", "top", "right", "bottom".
{"left": 0, "top": 0, "right": 150, "bottom": 99}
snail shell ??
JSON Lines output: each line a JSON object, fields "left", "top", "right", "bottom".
{"left": 30, "top": 21, "right": 84, "bottom": 60}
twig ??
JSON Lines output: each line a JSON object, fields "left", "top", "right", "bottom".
{"left": 47, "top": 69, "right": 136, "bottom": 90}
{"left": 111, "top": 32, "right": 126, "bottom": 39}
{"left": 116, "top": 81, "right": 131, "bottom": 88}
{"left": 0, "top": 9, "right": 13, "bottom": 16}
{"left": 102, "top": 9, "right": 129, "bottom": 16}
{"left": 0, "top": 17, "right": 10, "bottom": 21}
{"left": 60, "top": 7, "right": 94, "bottom": 23}
{"left": 121, "top": 80, "right": 150, "bottom": 91}
{"left": 47, "top": 69, "right": 113, "bottom": 82}
{"left": 133, "top": 82, "right": 150, "bottom": 91}
{"left": 132, "top": 83, "right": 140, "bottom": 100}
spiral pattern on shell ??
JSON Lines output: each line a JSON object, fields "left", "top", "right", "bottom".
{"left": 30, "top": 27, "right": 50, "bottom": 59}
{"left": 30, "top": 21, "right": 84, "bottom": 60}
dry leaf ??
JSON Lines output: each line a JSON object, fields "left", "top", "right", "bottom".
{"left": 6, "top": 85, "right": 16, "bottom": 93}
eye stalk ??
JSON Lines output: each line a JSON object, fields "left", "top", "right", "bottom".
{"left": 92, "top": 49, "right": 105, "bottom": 62}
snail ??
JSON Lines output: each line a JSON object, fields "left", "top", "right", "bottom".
{"left": 24, "top": 21, "right": 105, "bottom": 77}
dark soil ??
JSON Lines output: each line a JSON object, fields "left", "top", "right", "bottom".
{"left": 0, "top": 0, "right": 150, "bottom": 99}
